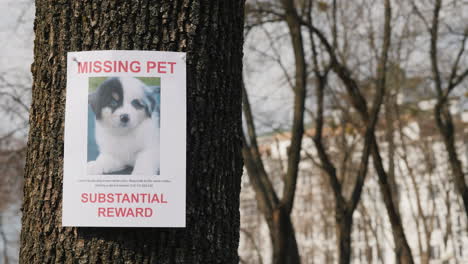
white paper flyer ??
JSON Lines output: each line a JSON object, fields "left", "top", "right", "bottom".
{"left": 63, "top": 50, "right": 186, "bottom": 227}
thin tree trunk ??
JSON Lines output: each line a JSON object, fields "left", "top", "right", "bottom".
{"left": 384, "top": 92, "right": 399, "bottom": 209}
{"left": 0, "top": 214, "right": 9, "bottom": 264}
{"left": 240, "top": 228, "right": 264, "bottom": 264}
{"left": 429, "top": 0, "right": 468, "bottom": 220}
{"left": 279, "top": 0, "right": 307, "bottom": 216}
{"left": 305, "top": 1, "right": 414, "bottom": 262}
{"left": 271, "top": 208, "right": 301, "bottom": 264}
{"left": 20, "top": 1, "right": 244, "bottom": 263}
{"left": 336, "top": 211, "right": 353, "bottom": 264}
{"left": 242, "top": 0, "right": 305, "bottom": 260}
{"left": 435, "top": 108, "right": 468, "bottom": 220}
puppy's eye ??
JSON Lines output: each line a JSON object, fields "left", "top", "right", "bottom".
{"left": 131, "top": 99, "right": 144, "bottom": 109}
{"left": 109, "top": 100, "right": 118, "bottom": 108}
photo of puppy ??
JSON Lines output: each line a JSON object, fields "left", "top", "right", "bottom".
{"left": 87, "top": 76, "right": 160, "bottom": 175}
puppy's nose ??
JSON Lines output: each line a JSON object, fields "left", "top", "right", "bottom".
{"left": 120, "top": 114, "right": 129, "bottom": 123}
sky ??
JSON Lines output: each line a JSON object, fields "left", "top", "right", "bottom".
{"left": 0, "top": 0, "right": 33, "bottom": 137}
{"left": 0, "top": 0, "right": 34, "bottom": 72}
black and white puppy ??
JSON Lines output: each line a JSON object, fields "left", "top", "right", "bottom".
{"left": 88, "top": 77, "right": 160, "bottom": 175}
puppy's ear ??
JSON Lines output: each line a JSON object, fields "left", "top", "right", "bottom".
{"left": 143, "top": 85, "right": 160, "bottom": 115}
{"left": 88, "top": 92, "right": 99, "bottom": 117}
{"left": 142, "top": 94, "right": 156, "bottom": 117}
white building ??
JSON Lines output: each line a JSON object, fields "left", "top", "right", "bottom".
{"left": 239, "top": 113, "right": 468, "bottom": 264}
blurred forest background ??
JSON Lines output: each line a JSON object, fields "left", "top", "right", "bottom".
{"left": 0, "top": 0, "right": 33, "bottom": 263}
{"left": 0, "top": 0, "right": 467, "bottom": 264}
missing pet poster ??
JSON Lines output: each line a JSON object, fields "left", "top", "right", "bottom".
{"left": 63, "top": 50, "right": 186, "bottom": 227}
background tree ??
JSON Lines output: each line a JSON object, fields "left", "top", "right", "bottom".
{"left": 412, "top": 0, "right": 468, "bottom": 219}
{"left": 242, "top": 1, "right": 307, "bottom": 263}
{"left": 19, "top": 1, "right": 245, "bottom": 263}
{"left": 243, "top": 0, "right": 415, "bottom": 263}
{"left": 0, "top": 67, "right": 30, "bottom": 264}
{"left": 0, "top": 1, "right": 34, "bottom": 260}
{"left": 305, "top": 1, "right": 416, "bottom": 262}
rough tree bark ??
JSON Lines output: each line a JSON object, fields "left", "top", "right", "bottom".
{"left": 20, "top": 1, "right": 244, "bottom": 263}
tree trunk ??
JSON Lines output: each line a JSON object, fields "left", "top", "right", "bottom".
{"left": 271, "top": 207, "right": 300, "bottom": 264}
{"left": 242, "top": 144, "right": 302, "bottom": 264}
{"left": 0, "top": 214, "right": 9, "bottom": 264}
{"left": 20, "top": 1, "right": 244, "bottom": 263}
{"left": 392, "top": 228, "right": 414, "bottom": 264}
{"left": 436, "top": 108, "right": 468, "bottom": 220}
{"left": 336, "top": 211, "right": 352, "bottom": 264}
{"left": 429, "top": 0, "right": 468, "bottom": 220}
{"left": 371, "top": 138, "right": 414, "bottom": 264}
